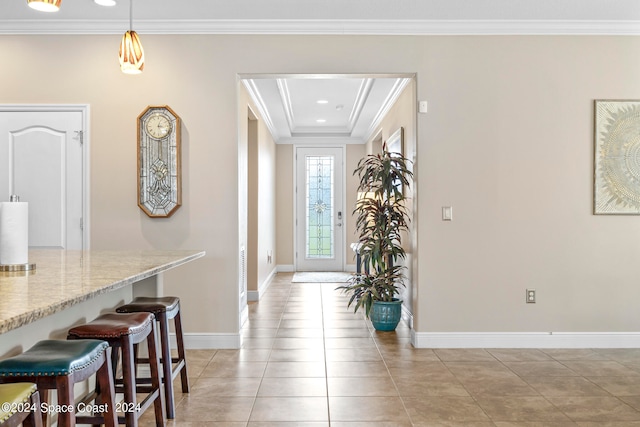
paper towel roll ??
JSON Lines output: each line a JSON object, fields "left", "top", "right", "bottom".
{"left": 0, "top": 202, "right": 28, "bottom": 265}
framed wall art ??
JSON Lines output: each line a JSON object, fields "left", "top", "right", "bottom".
{"left": 137, "top": 105, "right": 182, "bottom": 218}
{"left": 385, "top": 127, "right": 404, "bottom": 195}
{"left": 594, "top": 100, "right": 640, "bottom": 214}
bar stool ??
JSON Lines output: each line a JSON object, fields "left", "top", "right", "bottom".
{"left": 0, "top": 339, "right": 117, "bottom": 427}
{"left": 0, "top": 383, "right": 42, "bottom": 427}
{"left": 116, "top": 297, "right": 188, "bottom": 419}
{"left": 67, "top": 312, "right": 164, "bottom": 427}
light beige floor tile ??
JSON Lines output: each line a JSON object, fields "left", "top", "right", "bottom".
{"left": 187, "top": 376, "right": 261, "bottom": 397}
{"left": 324, "top": 337, "right": 378, "bottom": 349}
{"left": 200, "top": 360, "right": 267, "bottom": 377}
{"left": 435, "top": 349, "right": 497, "bottom": 362}
{"left": 504, "top": 361, "right": 579, "bottom": 377}
{"left": 403, "top": 396, "right": 491, "bottom": 423}
{"left": 594, "top": 349, "right": 640, "bottom": 362}
{"left": 272, "top": 337, "right": 325, "bottom": 349}
{"left": 249, "top": 397, "right": 329, "bottom": 422}
{"left": 242, "top": 328, "right": 279, "bottom": 338}
{"left": 328, "top": 376, "right": 399, "bottom": 396}
{"left": 212, "top": 348, "right": 272, "bottom": 362}
{"left": 543, "top": 349, "right": 609, "bottom": 361}
{"left": 276, "top": 328, "right": 324, "bottom": 338}
{"left": 258, "top": 377, "right": 327, "bottom": 396}
{"left": 548, "top": 396, "right": 640, "bottom": 422}
{"left": 323, "top": 328, "right": 373, "bottom": 338}
{"left": 561, "top": 361, "right": 640, "bottom": 377}
{"left": 387, "top": 360, "right": 452, "bottom": 377}
{"left": 325, "top": 348, "right": 383, "bottom": 362}
{"left": 269, "top": 348, "right": 325, "bottom": 362}
{"left": 459, "top": 376, "right": 540, "bottom": 397}
{"left": 488, "top": 349, "right": 553, "bottom": 362}
{"left": 445, "top": 362, "right": 519, "bottom": 379}
{"left": 494, "top": 423, "right": 578, "bottom": 427}
{"left": 379, "top": 348, "right": 440, "bottom": 362}
{"left": 411, "top": 423, "right": 496, "bottom": 427}
{"left": 331, "top": 423, "right": 412, "bottom": 427}
{"left": 476, "top": 396, "right": 571, "bottom": 422}
{"left": 248, "top": 423, "right": 329, "bottom": 427}
{"left": 173, "top": 396, "right": 254, "bottom": 422}
{"left": 264, "top": 361, "right": 326, "bottom": 377}
{"left": 166, "top": 281, "right": 640, "bottom": 425}
{"left": 329, "top": 396, "right": 411, "bottom": 422}
{"left": 393, "top": 374, "right": 470, "bottom": 397}
{"left": 326, "top": 361, "right": 390, "bottom": 377}
{"left": 523, "top": 376, "right": 609, "bottom": 397}
{"left": 618, "top": 395, "right": 640, "bottom": 410}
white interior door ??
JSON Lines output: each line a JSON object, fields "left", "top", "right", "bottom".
{"left": 295, "top": 146, "right": 345, "bottom": 271}
{"left": 0, "top": 110, "right": 85, "bottom": 250}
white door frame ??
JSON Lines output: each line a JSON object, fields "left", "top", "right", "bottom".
{"left": 0, "top": 105, "right": 91, "bottom": 250}
{"left": 293, "top": 144, "right": 346, "bottom": 272}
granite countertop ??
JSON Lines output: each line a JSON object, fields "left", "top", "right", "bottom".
{"left": 0, "top": 249, "right": 205, "bottom": 334}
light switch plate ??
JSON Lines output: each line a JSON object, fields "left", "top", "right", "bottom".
{"left": 442, "top": 206, "right": 452, "bottom": 221}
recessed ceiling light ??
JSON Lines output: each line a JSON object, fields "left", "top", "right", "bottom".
{"left": 94, "top": 0, "right": 116, "bottom": 5}
{"left": 316, "top": 119, "right": 327, "bottom": 123}
{"left": 317, "top": 100, "right": 329, "bottom": 104}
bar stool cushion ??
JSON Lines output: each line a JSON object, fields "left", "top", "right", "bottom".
{"left": 116, "top": 296, "right": 179, "bottom": 315}
{"left": 0, "top": 340, "right": 108, "bottom": 377}
{"left": 67, "top": 312, "right": 154, "bottom": 340}
{"left": 0, "top": 383, "right": 37, "bottom": 423}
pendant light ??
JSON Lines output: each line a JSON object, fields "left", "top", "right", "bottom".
{"left": 27, "top": 0, "right": 61, "bottom": 12}
{"left": 119, "top": 0, "right": 144, "bottom": 74}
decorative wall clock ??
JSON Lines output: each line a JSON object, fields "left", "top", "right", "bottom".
{"left": 137, "top": 105, "right": 181, "bottom": 217}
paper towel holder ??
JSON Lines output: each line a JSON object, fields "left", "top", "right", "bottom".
{"left": 0, "top": 194, "right": 36, "bottom": 272}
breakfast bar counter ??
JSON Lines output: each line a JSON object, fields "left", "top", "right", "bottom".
{"left": 0, "top": 249, "right": 205, "bottom": 355}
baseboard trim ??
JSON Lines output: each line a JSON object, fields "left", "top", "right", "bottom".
{"left": 411, "top": 332, "right": 640, "bottom": 348}
{"left": 401, "top": 305, "right": 414, "bottom": 330}
{"left": 248, "top": 268, "right": 277, "bottom": 302}
{"left": 277, "top": 264, "right": 294, "bottom": 272}
{"left": 170, "top": 332, "right": 241, "bottom": 349}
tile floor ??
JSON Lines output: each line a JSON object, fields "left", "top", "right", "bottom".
{"left": 143, "top": 273, "right": 640, "bottom": 426}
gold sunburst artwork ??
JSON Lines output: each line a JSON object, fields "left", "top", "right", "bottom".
{"left": 594, "top": 100, "right": 640, "bottom": 214}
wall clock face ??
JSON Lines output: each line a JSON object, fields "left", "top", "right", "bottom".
{"left": 137, "top": 105, "right": 182, "bottom": 217}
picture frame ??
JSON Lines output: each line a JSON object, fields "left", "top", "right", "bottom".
{"left": 385, "top": 127, "right": 404, "bottom": 195}
{"left": 594, "top": 100, "right": 640, "bottom": 214}
{"left": 386, "top": 127, "right": 404, "bottom": 157}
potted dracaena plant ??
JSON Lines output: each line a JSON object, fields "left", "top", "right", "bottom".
{"left": 337, "top": 143, "right": 413, "bottom": 331}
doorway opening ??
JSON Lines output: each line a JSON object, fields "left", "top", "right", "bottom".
{"left": 237, "top": 73, "right": 416, "bottom": 310}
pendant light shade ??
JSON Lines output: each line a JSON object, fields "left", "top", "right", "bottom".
{"left": 119, "top": 30, "right": 145, "bottom": 74}
{"left": 119, "top": 0, "right": 144, "bottom": 74}
{"left": 27, "top": 0, "right": 61, "bottom": 12}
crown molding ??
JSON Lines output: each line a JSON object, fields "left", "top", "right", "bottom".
{"left": 2, "top": 19, "right": 640, "bottom": 35}
{"left": 241, "top": 79, "right": 279, "bottom": 141}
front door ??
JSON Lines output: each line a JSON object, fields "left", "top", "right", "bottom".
{"left": 0, "top": 109, "right": 85, "bottom": 250}
{"left": 295, "top": 146, "right": 345, "bottom": 271}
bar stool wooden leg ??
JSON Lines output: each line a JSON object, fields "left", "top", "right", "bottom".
{"left": 174, "top": 310, "right": 189, "bottom": 393}
{"left": 146, "top": 321, "right": 165, "bottom": 427}
{"left": 157, "top": 312, "right": 175, "bottom": 419}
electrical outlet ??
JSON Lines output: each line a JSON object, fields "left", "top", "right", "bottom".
{"left": 526, "top": 289, "right": 536, "bottom": 304}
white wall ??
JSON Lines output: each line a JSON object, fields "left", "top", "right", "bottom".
{"left": 2, "top": 34, "right": 640, "bottom": 347}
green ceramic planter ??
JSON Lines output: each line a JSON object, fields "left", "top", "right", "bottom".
{"left": 370, "top": 299, "right": 402, "bottom": 331}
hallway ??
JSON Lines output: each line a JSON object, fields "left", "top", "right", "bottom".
{"left": 148, "top": 273, "right": 640, "bottom": 425}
